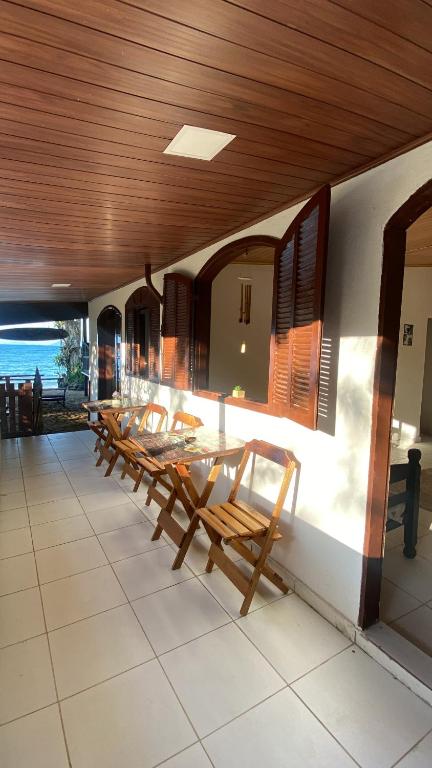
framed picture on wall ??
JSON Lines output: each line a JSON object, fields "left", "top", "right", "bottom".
{"left": 403, "top": 323, "right": 414, "bottom": 346}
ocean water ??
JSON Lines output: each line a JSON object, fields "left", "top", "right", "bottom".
{"left": 0, "top": 343, "right": 64, "bottom": 382}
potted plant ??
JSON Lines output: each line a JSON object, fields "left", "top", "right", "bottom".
{"left": 232, "top": 385, "right": 245, "bottom": 399}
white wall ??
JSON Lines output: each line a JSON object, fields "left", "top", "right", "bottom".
{"left": 89, "top": 141, "right": 432, "bottom": 625}
{"left": 209, "top": 263, "right": 274, "bottom": 401}
{"left": 394, "top": 268, "right": 432, "bottom": 441}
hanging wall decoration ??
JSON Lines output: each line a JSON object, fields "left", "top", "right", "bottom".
{"left": 238, "top": 278, "right": 252, "bottom": 324}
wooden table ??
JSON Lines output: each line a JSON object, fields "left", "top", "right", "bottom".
{"left": 128, "top": 428, "right": 245, "bottom": 554}
{"left": 83, "top": 398, "right": 147, "bottom": 465}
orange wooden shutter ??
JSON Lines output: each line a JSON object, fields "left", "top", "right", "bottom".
{"left": 161, "top": 274, "right": 193, "bottom": 390}
{"left": 268, "top": 185, "right": 330, "bottom": 429}
{"left": 125, "top": 308, "right": 137, "bottom": 376}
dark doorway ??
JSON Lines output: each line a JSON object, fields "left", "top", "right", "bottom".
{"left": 97, "top": 306, "right": 122, "bottom": 399}
{"left": 360, "top": 178, "right": 432, "bottom": 629}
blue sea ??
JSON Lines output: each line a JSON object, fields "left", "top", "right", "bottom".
{"left": 0, "top": 343, "right": 64, "bottom": 382}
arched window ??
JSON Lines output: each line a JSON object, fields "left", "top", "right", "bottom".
{"left": 125, "top": 286, "right": 160, "bottom": 381}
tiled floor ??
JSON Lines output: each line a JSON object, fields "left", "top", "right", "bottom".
{"left": 382, "top": 440, "right": 432, "bottom": 656}
{"left": 1, "top": 432, "right": 432, "bottom": 767}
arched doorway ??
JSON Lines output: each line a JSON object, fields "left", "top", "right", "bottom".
{"left": 97, "top": 306, "right": 122, "bottom": 399}
{"left": 360, "top": 178, "right": 432, "bottom": 628}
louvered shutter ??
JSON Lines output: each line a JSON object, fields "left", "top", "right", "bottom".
{"left": 125, "top": 308, "right": 138, "bottom": 376}
{"left": 161, "top": 273, "right": 193, "bottom": 390}
{"left": 148, "top": 304, "right": 160, "bottom": 383}
{"left": 268, "top": 185, "right": 330, "bottom": 429}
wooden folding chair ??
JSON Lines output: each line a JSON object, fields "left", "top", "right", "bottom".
{"left": 137, "top": 403, "right": 168, "bottom": 435}
{"left": 88, "top": 420, "right": 108, "bottom": 454}
{"left": 173, "top": 439, "right": 296, "bottom": 616}
{"left": 114, "top": 411, "right": 203, "bottom": 498}
{"left": 97, "top": 412, "right": 123, "bottom": 472}
{"left": 106, "top": 403, "right": 168, "bottom": 477}
{"left": 169, "top": 411, "right": 203, "bottom": 431}
{"left": 144, "top": 410, "right": 203, "bottom": 507}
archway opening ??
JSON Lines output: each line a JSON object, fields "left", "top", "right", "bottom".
{"left": 97, "top": 305, "right": 122, "bottom": 400}
{"left": 361, "top": 179, "right": 432, "bottom": 634}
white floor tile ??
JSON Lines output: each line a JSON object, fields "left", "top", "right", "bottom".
{"left": 292, "top": 647, "right": 432, "bottom": 768}
{"left": 28, "top": 497, "right": 83, "bottom": 525}
{"left": 161, "top": 623, "right": 284, "bottom": 737}
{"left": 395, "top": 731, "right": 432, "bottom": 767}
{"left": 61, "top": 660, "right": 195, "bottom": 767}
{"left": 79, "top": 488, "right": 131, "bottom": 513}
{"left": 0, "top": 462, "right": 22, "bottom": 481}
{"left": 392, "top": 605, "right": 432, "bottom": 656}
{"left": 24, "top": 471, "right": 66, "bottom": 493}
{"left": 86, "top": 501, "right": 146, "bottom": 534}
{"left": 0, "top": 704, "right": 69, "bottom": 768}
{"left": 20, "top": 452, "right": 57, "bottom": 467}
{"left": 0, "top": 587, "right": 45, "bottom": 648}
{"left": 41, "top": 565, "right": 126, "bottom": 630}
{"left": 204, "top": 686, "right": 356, "bottom": 767}
{"left": 417, "top": 531, "right": 432, "bottom": 561}
{"left": 0, "top": 527, "right": 32, "bottom": 560}
{"left": 98, "top": 521, "right": 166, "bottom": 562}
{"left": 237, "top": 594, "right": 351, "bottom": 683}
{"left": 0, "top": 491, "right": 26, "bottom": 512}
{"left": 31, "top": 514, "right": 93, "bottom": 550}
{"left": 383, "top": 550, "right": 432, "bottom": 602}
{"left": 36, "top": 536, "right": 108, "bottom": 583}
{"left": 0, "top": 506, "right": 28, "bottom": 533}
{"left": 26, "top": 476, "right": 74, "bottom": 506}
{"left": 69, "top": 475, "right": 120, "bottom": 496}
{"left": 379, "top": 578, "right": 422, "bottom": 623}
{"left": 114, "top": 546, "right": 194, "bottom": 600}
{"left": 199, "top": 560, "right": 283, "bottom": 618}
{"left": 50, "top": 604, "right": 154, "bottom": 698}
{"left": 0, "top": 553, "right": 37, "bottom": 596}
{"left": 0, "top": 635, "right": 56, "bottom": 724}
{"left": 22, "top": 461, "right": 62, "bottom": 478}
{"left": 133, "top": 579, "right": 230, "bottom": 655}
{"left": 1, "top": 477, "right": 24, "bottom": 494}
{"left": 160, "top": 743, "right": 212, "bottom": 767}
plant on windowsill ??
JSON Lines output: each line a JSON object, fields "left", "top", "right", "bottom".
{"left": 232, "top": 385, "right": 245, "bottom": 399}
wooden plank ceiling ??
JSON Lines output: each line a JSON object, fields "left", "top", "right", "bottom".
{"left": 0, "top": 0, "right": 432, "bottom": 301}
{"left": 406, "top": 208, "right": 432, "bottom": 267}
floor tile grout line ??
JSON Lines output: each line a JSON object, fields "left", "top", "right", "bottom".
{"left": 387, "top": 599, "right": 432, "bottom": 627}
{"left": 382, "top": 569, "right": 432, "bottom": 603}
{"left": 22, "top": 475, "right": 73, "bottom": 768}
{"left": 152, "top": 740, "right": 209, "bottom": 768}
{"left": 288, "top": 685, "right": 364, "bottom": 768}
{"left": 390, "top": 724, "right": 432, "bottom": 767}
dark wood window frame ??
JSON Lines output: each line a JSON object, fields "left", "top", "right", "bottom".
{"left": 359, "top": 178, "right": 432, "bottom": 629}
{"left": 193, "top": 185, "right": 330, "bottom": 428}
{"left": 125, "top": 286, "right": 160, "bottom": 382}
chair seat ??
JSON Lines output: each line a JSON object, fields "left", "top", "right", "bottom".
{"left": 197, "top": 500, "right": 281, "bottom": 542}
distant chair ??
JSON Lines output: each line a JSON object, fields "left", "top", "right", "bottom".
{"left": 41, "top": 373, "right": 68, "bottom": 408}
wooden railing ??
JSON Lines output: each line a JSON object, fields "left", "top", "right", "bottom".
{"left": 0, "top": 369, "right": 44, "bottom": 437}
